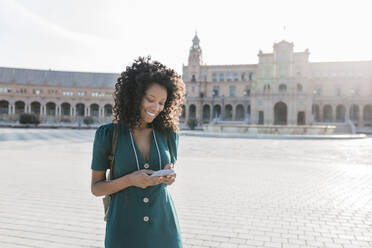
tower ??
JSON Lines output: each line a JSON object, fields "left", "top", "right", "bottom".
{"left": 188, "top": 32, "right": 203, "bottom": 66}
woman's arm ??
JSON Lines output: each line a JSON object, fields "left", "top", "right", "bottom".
{"left": 91, "top": 170, "right": 132, "bottom": 197}
{"left": 91, "top": 169, "right": 164, "bottom": 196}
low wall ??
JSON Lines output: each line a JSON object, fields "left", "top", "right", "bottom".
{"left": 204, "top": 123, "right": 336, "bottom": 135}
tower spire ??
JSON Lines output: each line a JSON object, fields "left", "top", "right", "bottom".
{"left": 188, "top": 32, "right": 203, "bottom": 66}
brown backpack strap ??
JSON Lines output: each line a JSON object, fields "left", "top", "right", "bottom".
{"left": 107, "top": 123, "right": 119, "bottom": 180}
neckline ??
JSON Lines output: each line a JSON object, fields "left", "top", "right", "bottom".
{"left": 130, "top": 128, "right": 154, "bottom": 164}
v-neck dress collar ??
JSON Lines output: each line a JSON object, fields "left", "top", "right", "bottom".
{"left": 131, "top": 128, "right": 154, "bottom": 164}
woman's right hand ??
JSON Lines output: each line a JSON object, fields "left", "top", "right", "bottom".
{"left": 128, "top": 169, "right": 162, "bottom": 189}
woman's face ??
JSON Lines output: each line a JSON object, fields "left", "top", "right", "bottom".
{"left": 139, "top": 83, "right": 167, "bottom": 126}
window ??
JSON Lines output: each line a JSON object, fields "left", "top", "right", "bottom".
{"left": 234, "top": 73, "right": 239, "bottom": 81}
{"left": 244, "top": 86, "right": 251, "bottom": 96}
{"left": 212, "top": 85, "right": 219, "bottom": 97}
{"left": 92, "top": 92, "right": 105, "bottom": 97}
{"left": 63, "top": 91, "right": 74, "bottom": 96}
{"left": 212, "top": 73, "right": 217, "bottom": 82}
{"left": 229, "top": 85, "right": 236, "bottom": 97}
{"left": 241, "top": 73, "right": 246, "bottom": 81}
{"left": 279, "top": 84, "right": 287, "bottom": 93}
{"left": 191, "top": 74, "right": 196, "bottom": 82}
{"left": 33, "top": 89, "right": 41, "bottom": 95}
{"left": 0, "top": 88, "right": 11, "bottom": 93}
{"left": 219, "top": 73, "right": 224, "bottom": 82}
{"left": 249, "top": 72, "right": 253, "bottom": 81}
{"left": 227, "top": 73, "right": 232, "bottom": 82}
{"left": 48, "top": 89, "right": 57, "bottom": 95}
{"left": 16, "top": 88, "right": 27, "bottom": 93}
{"left": 192, "top": 86, "right": 195, "bottom": 92}
{"left": 78, "top": 91, "right": 85, "bottom": 97}
{"left": 264, "top": 84, "right": 271, "bottom": 91}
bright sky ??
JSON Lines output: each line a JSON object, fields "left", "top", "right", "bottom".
{"left": 1, "top": 0, "right": 371, "bottom": 75}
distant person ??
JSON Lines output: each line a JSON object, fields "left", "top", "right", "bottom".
{"left": 90, "top": 57, "right": 185, "bottom": 248}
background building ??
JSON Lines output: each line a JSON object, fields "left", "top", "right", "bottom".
{"left": 182, "top": 34, "right": 372, "bottom": 130}
{"left": 1, "top": 35, "right": 372, "bottom": 131}
{"left": 0, "top": 67, "right": 118, "bottom": 125}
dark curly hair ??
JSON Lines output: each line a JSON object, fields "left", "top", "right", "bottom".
{"left": 113, "top": 56, "right": 185, "bottom": 132}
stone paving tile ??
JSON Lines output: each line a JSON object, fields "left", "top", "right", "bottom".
{"left": 0, "top": 128, "right": 372, "bottom": 248}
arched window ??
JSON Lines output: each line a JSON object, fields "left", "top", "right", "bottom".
{"left": 90, "top": 104, "right": 99, "bottom": 117}
{"left": 61, "top": 102, "right": 71, "bottom": 116}
{"left": 202, "top": 105, "right": 211, "bottom": 123}
{"left": 235, "top": 105, "right": 244, "bottom": 121}
{"left": 189, "top": 104, "right": 196, "bottom": 119}
{"left": 104, "top": 104, "right": 113, "bottom": 117}
{"left": 191, "top": 74, "right": 196, "bottom": 82}
{"left": 223, "top": 104, "right": 233, "bottom": 120}
{"left": 0, "top": 100, "right": 9, "bottom": 115}
{"left": 279, "top": 84, "right": 287, "bottom": 93}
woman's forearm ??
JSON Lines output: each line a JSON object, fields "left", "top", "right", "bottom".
{"left": 91, "top": 174, "right": 132, "bottom": 197}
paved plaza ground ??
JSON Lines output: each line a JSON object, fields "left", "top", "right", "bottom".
{"left": 0, "top": 128, "right": 371, "bottom": 248}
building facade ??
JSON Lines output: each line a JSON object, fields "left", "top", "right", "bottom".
{"left": 182, "top": 34, "right": 372, "bottom": 128}
{"left": 1, "top": 35, "right": 372, "bottom": 128}
{"left": 0, "top": 67, "right": 118, "bottom": 124}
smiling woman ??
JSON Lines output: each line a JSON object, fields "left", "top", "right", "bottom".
{"left": 90, "top": 56, "right": 185, "bottom": 248}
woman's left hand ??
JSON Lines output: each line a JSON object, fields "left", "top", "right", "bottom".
{"left": 161, "top": 163, "right": 176, "bottom": 186}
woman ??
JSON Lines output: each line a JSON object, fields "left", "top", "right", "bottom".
{"left": 90, "top": 57, "right": 185, "bottom": 248}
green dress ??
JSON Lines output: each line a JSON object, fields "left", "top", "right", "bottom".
{"left": 91, "top": 122, "right": 183, "bottom": 248}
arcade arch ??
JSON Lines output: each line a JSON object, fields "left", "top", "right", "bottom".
{"left": 274, "top": 101, "right": 287, "bottom": 125}
{"left": 202, "top": 104, "right": 211, "bottom": 123}
{"left": 235, "top": 104, "right": 244, "bottom": 121}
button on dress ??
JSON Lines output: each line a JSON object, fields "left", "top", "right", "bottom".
{"left": 91, "top": 123, "right": 183, "bottom": 248}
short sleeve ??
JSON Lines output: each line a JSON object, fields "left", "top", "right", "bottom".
{"left": 167, "top": 130, "right": 179, "bottom": 164}
{"left": 91, "top": 123, "right": 114, "bottom": 171}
